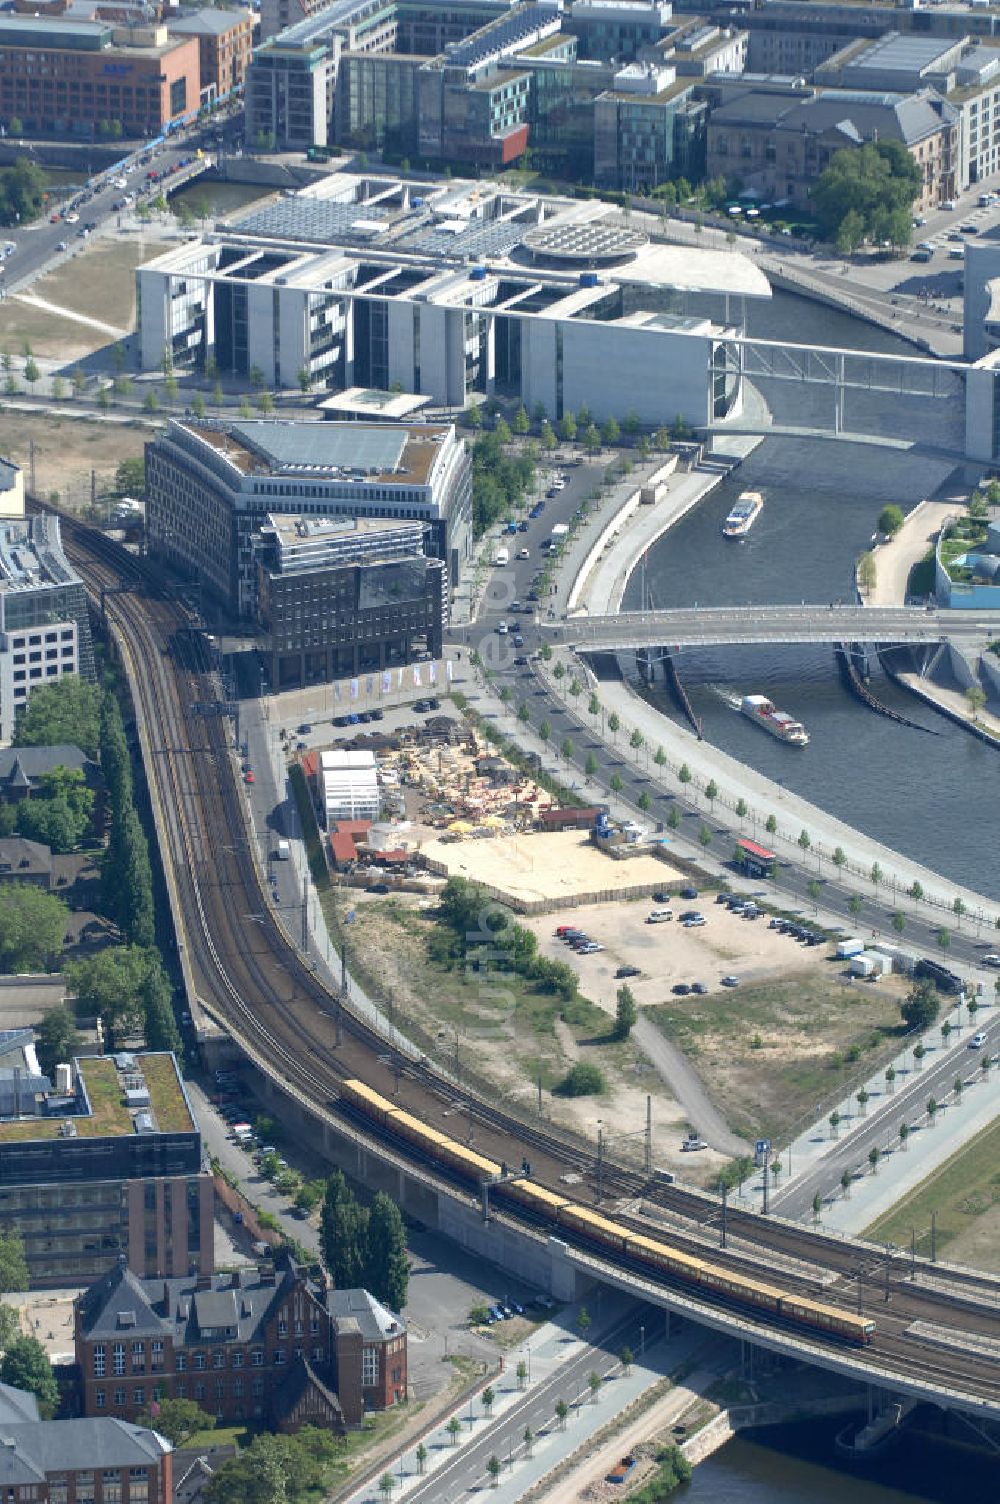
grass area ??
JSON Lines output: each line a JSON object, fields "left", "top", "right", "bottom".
{"left": 646, "top": 974, "right": 905, "bottom": 1144}
{"left": 864, "top": 1116, "right": 1000, "bottom": 1269}
{"left": 320, "top": 888, "right": 639, "bottom": 1104}
{"left": 187, "top": 1422, "right": 252, "bottom": 1451}
{"left": 142, "top": 1051, "right": 194, "bottom": 1134}
{"left": 76, "top": 1057, "right": 131, "bottom": 1136}
{"left": 0, "top": 237, "right": 155, "bottom": 359}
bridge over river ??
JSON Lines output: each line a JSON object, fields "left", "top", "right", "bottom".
{"left": 559, "top": 604, "right": 1000, "bottom": 653}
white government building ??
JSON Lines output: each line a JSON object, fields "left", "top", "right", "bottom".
{"left": 136, "top": 171, "right": 770, "bottom": 430}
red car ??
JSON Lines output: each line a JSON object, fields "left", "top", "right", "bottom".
{"left": 244, "top": 771, "right": 255, "bottom": 784}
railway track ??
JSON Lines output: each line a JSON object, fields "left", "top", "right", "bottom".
{"left": 54, "top": 512, "right": 1000, "bottom": 1407}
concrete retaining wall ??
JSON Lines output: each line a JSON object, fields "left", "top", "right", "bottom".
{"left": 567, "top": 488, "right": 644, "bottom": 612}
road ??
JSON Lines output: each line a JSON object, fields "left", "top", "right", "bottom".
{"left": 560, "top": 603, "right": 1000, "bottom": 650}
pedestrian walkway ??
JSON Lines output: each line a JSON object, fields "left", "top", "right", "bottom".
{"left": 340, "top": 1293, "right": 709, "bottom": 1504}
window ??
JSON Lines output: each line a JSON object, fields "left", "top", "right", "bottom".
{"left": 93, "top": 1344, "right": 106, "bottom": 1377}
{"left": 232, "top": 1350, "right": 244, "bottom": 1368}
{"left": 362, "top": 1347, "right": 378, "bottom": 1386}
{"left": 313, "top": 1346, "right": 324, "bottom": 1363}
{"left": 175, "top": 1353, "right": 187, "bottom": 1371}
{"left": 113, "top": 1387, "right": 125, "bottom": 1406}
{"left": 277, "top": 1318, "right": 288, "bottom": 1337}
{"left": 48, "top": 1480, "right": 67, "bottom": 1504}
{"left": 213, "top": 1350, "right": 225, "bottom": 1369}
{"left": 274, "top": 1348, "right": 285, "bottom": 1365}
{"left": 176, "top": 1380, "right": 187, "bottom": 1398}
{"left": 194, "top": 1352, "right": 206, "bottom": 1370}
{"left": 129, "top": 1469, "right": 149, "bottom": 1504}
{"left": 75, "top": 1472, "right": 95, "bottom": 1504}
{"left": 251, "top": 1349, "right": 264, "bottom": 1367}
{"left": 95, "top": 1388, "right": 106, "bottom": 1408}
{"left": 113, "top": 1343, "right": 126, "bottom": 1376}
{"left": 132, "top": 1340, "right": 145, "bottom": 1371}
{"left": 132, "top": 1386, "right": 144, "bottom": 1406}
{"left": 102, "top": 1472, "right": 122, "bottom": 1504}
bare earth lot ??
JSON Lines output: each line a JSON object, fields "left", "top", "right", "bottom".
{"left": 420, "top": 830, "right": 682, "bottom": 907}
{"left": 0, "top": 410, "right": 150, "bottom": 510}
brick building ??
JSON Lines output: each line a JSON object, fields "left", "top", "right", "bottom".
{"left": 75, "top": 1253, "right": 407, "bottom": 1430}
{"left": 0, "top": 1052, "right": 213, "bottom": 1289}
{"left": 166, "top": 9, "right": 256, "bottom": 107}
{"left": 0, "top": 1383, "right": 172, "bottom": 1504}
{"left": 0, "top": 16, "right": 200, "bottom": 138}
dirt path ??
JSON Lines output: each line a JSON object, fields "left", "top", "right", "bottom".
{"left": 14, "top": 292, "right": 128, "bottom": 338}
{"left": 632, "top": 1015, "right": 748, "bottom": 1157}
{"left": 539, "top": 1364, "right": 721, "bottom": 1504}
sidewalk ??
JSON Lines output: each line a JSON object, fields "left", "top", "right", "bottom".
{"left": 340, "top": 1295, "right": 709, "bottom": 1504}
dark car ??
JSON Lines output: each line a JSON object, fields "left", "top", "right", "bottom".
{"left": 615, "top": 964, "right": 641, "bottom": 979}
{"left": 427, "top": 697, "right": 440, "bottom": 710}
{"left": 357, "top": 711, "right": 372, "bottom": 723}
{"left": 653, "top": 891, "right": 669, "bottom": 904}
{"left": 672, "top": 983, "right": 691, "bottom": 996}
{"left": 715, "top": 892, "right": 730, "bottom": 905}
{"left": 518, "top": 520, "right": 529, "bottom": 532}
{"left": 370, "top": 708, "right": 384, "bottom": 720}
{"left": 413, "top": 700, "right": 429, "bottom": 713}
{"left": 681, "top": 886, "right": 699, "bottom": 900}
{"left": 297, "top": 723, "right": 313, "bottom": 733}
{"left": 527, "top": 588, "right": 541, "bottom": 601}
{"left": 513, "top": 634, "right": 524, "bottom": 648}
{"left": 691, "top": 982, "right": 709, "bottom": 995}
{"left": 513, "top": 655, "right": 529, "bottom": 666}
{"left": 370, "top": 882, "right": 390, "bottom": 894}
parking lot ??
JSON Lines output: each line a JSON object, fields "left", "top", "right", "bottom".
{"left": 523, "top": 894, "right": 830, "bottom": 1017}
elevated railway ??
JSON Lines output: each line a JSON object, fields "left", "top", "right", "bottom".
{"left": 57, "top": 513, "right": 1000, "bottom": 1416}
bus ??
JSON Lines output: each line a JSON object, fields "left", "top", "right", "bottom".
{"left": 734, "top": 838, "right": 777, "bottom": 879}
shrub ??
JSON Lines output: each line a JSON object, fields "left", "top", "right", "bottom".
{"left": 556, "top": 1062, "right": 606, "bottom": 1097}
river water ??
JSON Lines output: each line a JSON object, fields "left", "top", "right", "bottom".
{"left": 621, "top": 291, "right": 996, "bottom": 1499}
{"left": 684, "top": 1414, "right": 999, "bottom": 1504}
{"left": 623, "top": 290, "right": 1000, "bottom": 902}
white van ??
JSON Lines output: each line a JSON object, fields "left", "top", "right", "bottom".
{"left": 646, "top": 908, "right": 673, "bottom": 924}
{"left": 494, "top": 546, "right": 510, "bottom": 566}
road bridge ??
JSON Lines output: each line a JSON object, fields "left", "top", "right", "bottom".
{"left": 559, "top": 604, "right": 1000, "bottom": 653}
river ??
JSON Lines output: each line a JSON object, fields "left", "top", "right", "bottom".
{"left": 684, "top": 1414, "right": 998, "bottom": 1504}
{"left": 623, "top": 289, "right": 1000, "bottom": 902}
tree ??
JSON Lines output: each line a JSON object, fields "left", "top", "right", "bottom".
{"left": 558, "top": 412, "right": 577, "bottom": 443}
{"left": 615, "top": 985, "right": 637, "bottom": 1040}
{"left": 807, "top": 878, "right": 822, "bottom": 908}
{"left": 297, "top": 366, "right": 312, "bottom": 395}
{"left": 666, "top": 805, "right": 680, "bottom": 831}
{"left": 379, "top": 1474, "right": 396, "bottom": 1502}
{"left": 638, "top": 790, "right": 651, "bottom": 813}
{"left": 678, "top": 763, "right": 691, "bottom": 786}
{"left": 609, "top": 773, "right": 623, "bottom": 794}
{"left": 841, "top": 1169, "right": 852, "bottom": 1200}
{"left": 589, "top": 1370, "right": 602, "bottom": 1403}
{"left": 735, "top": 797, "right": 748, "bottom": 823}
{"left": 798, "top": 829, "right": 811, "bottom": 855}
{"left": 191, "top": 391, "right": 207, "bottom": 420}
{"left": 0, "top": 1231, "right": 28, "bottom": 1294}
{"left": 482, "top": 1384, "right": 496, "bottom": 1417}
{"left": 698, "top": 823, "right": 712, "bottom": 849}
{"left": 908, "top": 880, "right": 923, "bottom": 904}
{"left": 523, "top": 1426, "right": 534, "bottom": 1458}
{"left": 320, "top": 1172, "right": 369, "bottom": 1290}
{"left": 892, "top": 910, "right": 906, "bottom": 935}
{"left": 465, "top": 402, "right": 482, "bottom": 431}
{"left": 142, "top": 389, "right": 159, "bottom": 414}
{"left": 14, "top": 677, "right": 101, "bottom": 758}
{"left": 487, "top": 1457, "right": 501, "bottom": 1488}
{"left": 415, "top": 1443, "right": 428, "bottom": 1475}
{"left": 870, "top": 862, "right": 882, "bottom": 890}
{"left": 608, "top": 712, "right": 620, "bottom": 739}
{"left": 765, "top": 813, "right": 777, "bottom": 835}
{"left": 540, "top": 420, "right": 557, "bottom": 451}
{"left": 619, "top": 1345, "right": 633, "bottom": 1375}
{"left": 560, "top": 737, "right": 574, "bottom": 762}
{"left": 249, "top": 363, "right": 265, "bottom": 390}
{"left": 66, "top": 946, "right": 153, "bottom": 1047}
{"left": 257, "top": 389, "right": 275, "bottom": 415}
{"left": 856, "top": 1088, "right": 869, "bottom": 1117}
{"left": 512, "top": 405, "right": 530, "bottom": 436}
{"left": 539, "top": 718, "right": 551, "bottom": 744}
{"left": 495, "top": 417, "right": 512, "bottom": 445}
{"left": 585, "top": 752, "right": 598, "bottom": 777}
{"left": 630, "top": 729, "right": 644, "bottom": 752}
{"left": 582, "top": 422, "right": 601, "bottom": 455}
{"left": 555, "top": 1399, "right": 569, "bottom": 1431}
{"left": 835, "top": 207, "right": 865, "bottom": 257}
{"left": 849, "top": 893, "right": 863, "bottom": 917}
{"left": 878, "top": 504, "right": 904, "bottom": 537}
{"left": 601, "top": 416, "right": 620, "bottom": 446}
{"left": 213, "top": 380, "right": 224, "bottom": 409}
{"left": 812, "top": 140, "right": 922, "bottom": 244}
{"left": 868, "top": 1146, "right": 880, "bottom": 1175}
{"left": 516, "top": 1359, "right": 528, "bottom": 1390}
{"left": 927, "top": 1096, "right": 938, "bottom": 1126}
{"left": 899, "top": 1121, "right": 910, "bottom": 1151}
{"left": 812, "top": 1193, "right": 822, "bottom": 1224}
{"left": 0, "top": 886, "right": 68, "bottom": 973}
{"left": 953, "top": 896, "right": 966, "bottom": 925}
{"left": 365, "top": 1192, "right": 409, "bottom": 1310}
{"left": 901, "top": 978, "right": 939, "bottom": 1034}
{"left": 885, "top": 1064, "right": 896, "bottom": 1094}
{"left": 829, "top": 1111, "right": 840, "bottom": 1139}
{"left": 556, "top": 1063, "right": 605, "bottom": 1097}
{"left": 1, "top": 1336, "right": 58, "bottom": 1416}
{"left": 138, "top": 1396, "right": 211, "bottom": 1448}
{"left": 164, "top": 373, "right": 179, "bottom": 405}
{"left": 141, "top": 957, "right": 181, "bottom": 1054}
{"left": 35, "top": 1006, "right": 81, "bottom": 1079}
{"left": 654, "top": 746, "right": 666, "bottom": 768}
{"left": 937, "top": 927, "right": 951, "bottom": 953}
{"left": 517, "top": 703, "right": 530, "bottom": 724}
{"left": 447, "top": 1417, "right": 462, "bottom": 1447}
{"left": 22, "top": 356, "right": 39, "bottom": 387}
{"left": 965, "top": 685, "right": 987, "bottom": 721}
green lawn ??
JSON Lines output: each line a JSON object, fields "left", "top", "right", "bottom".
{"left": 864, "top": 1116, "right": 1000, "bottom": 1269}
{"left": 646, "top": 975, "right": 904, "bottom": 1144}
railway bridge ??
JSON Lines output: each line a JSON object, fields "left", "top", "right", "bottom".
{"left": 53, "top": 513, "right": 1000, "bottom": 1429}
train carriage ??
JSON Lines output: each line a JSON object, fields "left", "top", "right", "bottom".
{"left": 506, "top": 1179, "right": 571, "bottom": 1218}
{"left": 340, "top": 1077, "right": 396, "bottom": 1123}
{"left": 695, "top": 1263, "right": 785, "bottom": 1312}
{"left": 778, "top": 1294, "right": 875, "bottom": 1346}
{"left": 557, "top": 1203, "right": 629, "bottom": 1253}
{"left": 624, "top": 1232, "right": 707, "bottom": 1284}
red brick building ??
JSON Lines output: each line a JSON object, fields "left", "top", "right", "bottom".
{"left": 0, "top": 16, "right": 200, "bottom": 138}
{"left": 165, "top": 9, "right": 256, "bottom": 107}
{"left": 75, "top": 1253, "right": 407, "bottom": 1431}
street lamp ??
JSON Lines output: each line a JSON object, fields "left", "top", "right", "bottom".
{"left": 639, "top": 1324, "right": 645, "bottom": 1357}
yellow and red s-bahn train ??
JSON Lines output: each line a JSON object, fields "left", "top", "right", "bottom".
{"left": 338, "top": 1080, "right": 875, "bottom": 1348}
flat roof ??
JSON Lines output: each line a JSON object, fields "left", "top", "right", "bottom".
{"left": 183, "top": 420, "right": 452, "bottom": 489}
{"left": 318, "top": 387, "right": 433, "bottom": 419}
{"left": 0, "top": 1053, "right": 194, "bottom": 1143}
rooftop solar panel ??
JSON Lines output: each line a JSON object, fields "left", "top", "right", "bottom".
{"left": 232, "top": 422, "right": 407, "bottom": 475}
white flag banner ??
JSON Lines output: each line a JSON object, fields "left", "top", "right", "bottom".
{"left": 397, "top": 668, "right": 404, "bottom": 689}
{"left": 445, "top": 660, "right": 454, "bottom": 682}
{"left": 428, "top": 662, "right": 437, "bottom": 685}
{"left": 413, "top": 666, "right": 422, "bottom": 687}
{"left": 382, "top": 671, "right": 392, "bottom": 694}
{"left": 350, "top": 678, "right": 360, "bottom": 700}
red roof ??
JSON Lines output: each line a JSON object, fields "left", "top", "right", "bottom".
{"left": 329, "top": 831, "right": 358, "bottom": 865}
{"left": 300, "top": 749, "right": 319, "bottom": 779}
{"left": 736, "top": 838, "right": 776, "bottom": 860}
{"left": 334, "top": 819, "right": 372, "bottom": 837}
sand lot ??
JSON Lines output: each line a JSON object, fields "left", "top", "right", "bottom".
{"left": 420, "top": 831, "right": 682, "bottom": 907}
{"left": 524, "top": 900, "right": 826, "bottom": 1012}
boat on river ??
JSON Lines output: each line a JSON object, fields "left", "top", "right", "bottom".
{"left": 740, "top": 694, "right": 809, "bottom": 746}
{"left": 722, "top": 491, "right": 763, "bottom": 538}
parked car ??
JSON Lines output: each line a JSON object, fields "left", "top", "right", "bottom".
{"left": 615, "top": 964, "right": 641, "bottom": 978}
{"left": 680, "top": 886, "right": 699, "bottom": 900}
{"left": 691, "top": 982, "right": 709, "bottom": 995}
{"left": 969, "top": 1032, "right": 988, "bottom": 1050}
{"left": 672, "top": 983, "right": 691, "bottom": 996}
{"left": 721, "top": 975, "right": 741, "bottom": 988}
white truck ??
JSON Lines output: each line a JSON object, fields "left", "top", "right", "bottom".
{"left": 494, "top": 546, "right": 510, "bottom": 566}
{"left": 274, "top": 838, "right": 291, "bottom": 861}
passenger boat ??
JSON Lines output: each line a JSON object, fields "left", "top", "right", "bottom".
{"left": 740, "top": 694, "right": 809, "bottom": 745}
{"left": 722, "top": 491, "right": 763, "bottom": 538}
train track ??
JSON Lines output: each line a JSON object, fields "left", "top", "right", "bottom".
{"left": 54, "top": 512, "right": 1000, "bottom": 1407}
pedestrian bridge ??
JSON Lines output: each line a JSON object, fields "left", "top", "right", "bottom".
{"left": 559, "top": 604, "right": 1000, "bottom": 652}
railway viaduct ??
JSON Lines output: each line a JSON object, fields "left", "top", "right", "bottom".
{"left": 57, "top": 515, "right": 1000, "bottom": 1431}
